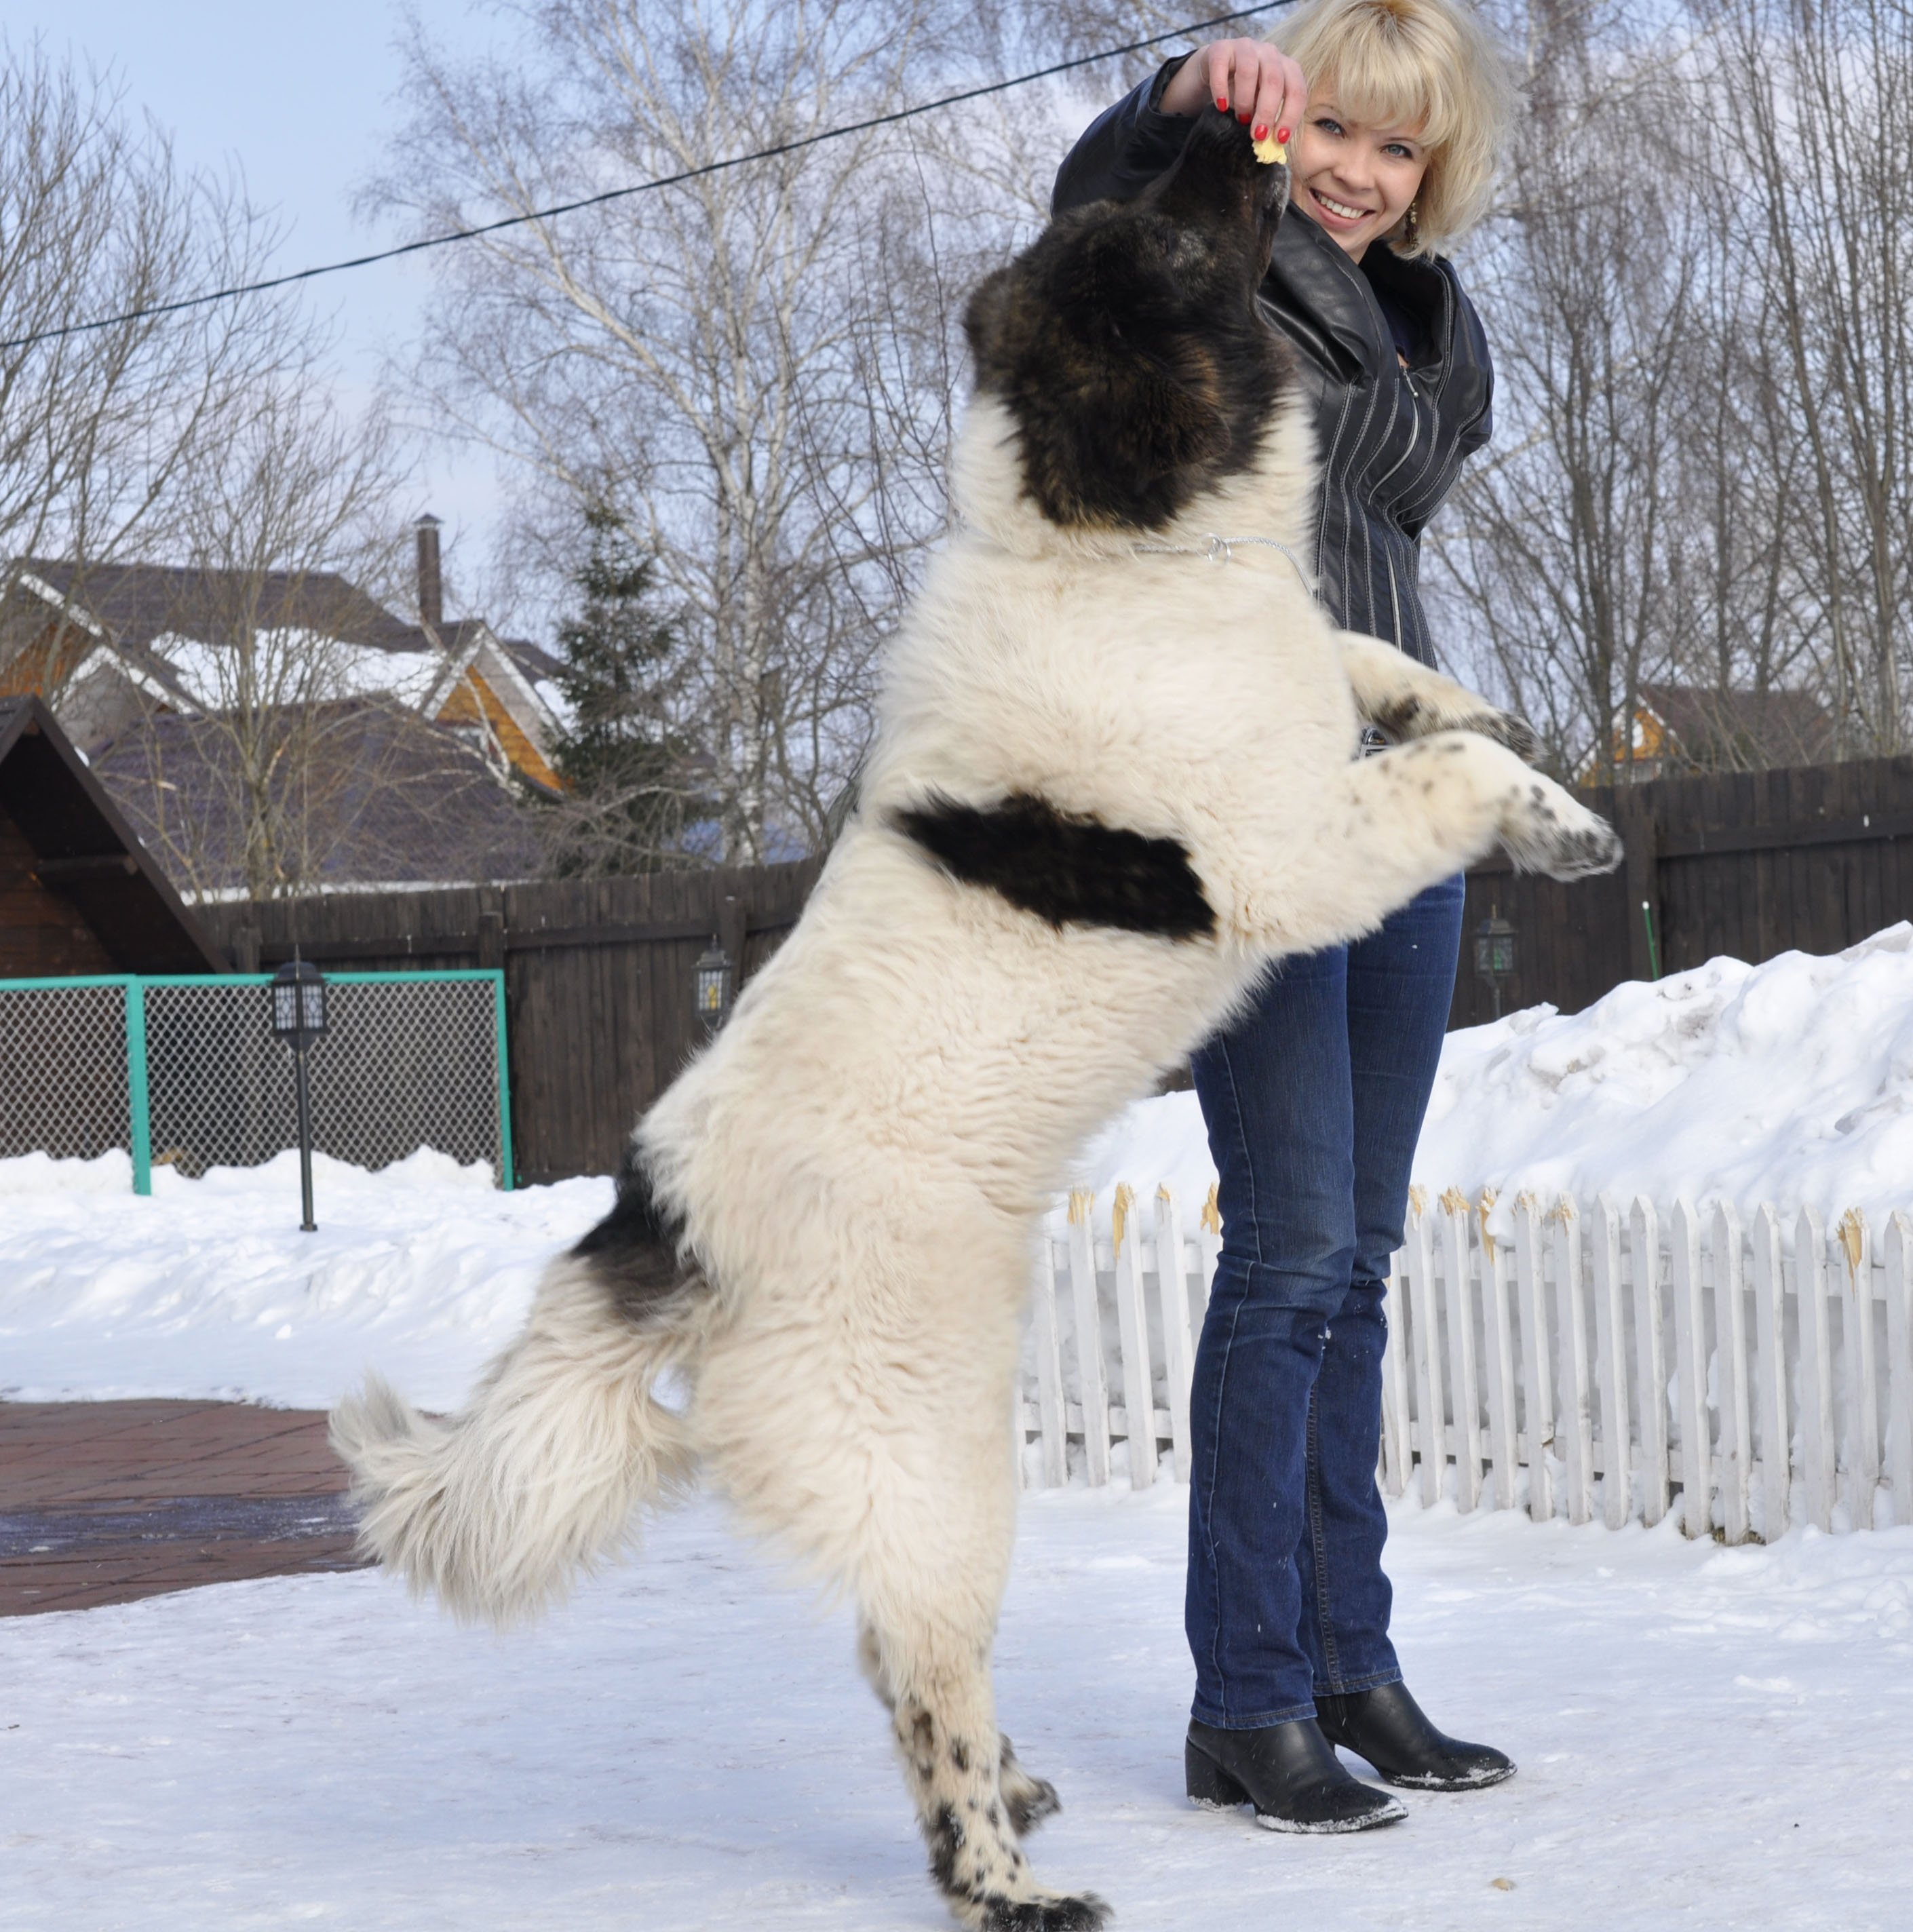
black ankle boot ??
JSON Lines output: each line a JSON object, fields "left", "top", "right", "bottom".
{"left": 1313, "top": 1682, "right": 1515, "bottom": 1791}
{"left": 1185, "top": 1718, "right": 1408, "bottom": 1833}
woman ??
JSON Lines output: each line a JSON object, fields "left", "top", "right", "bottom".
{"left": 1054, "top": 0, "right": 1520, "bottom": 1834}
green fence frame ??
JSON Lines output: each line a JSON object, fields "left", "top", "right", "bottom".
{"left": 0, "top": 969, "right": 514, "bottom": 1195}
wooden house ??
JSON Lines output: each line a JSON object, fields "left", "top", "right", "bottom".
{"left": 0, "top": 516, "right": 564, "bottom": 794}
{"left": 0, "top": 695, "right": 223, "bottom": 975}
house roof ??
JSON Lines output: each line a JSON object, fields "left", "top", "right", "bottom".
{"left": 16, "top": 558, "right": 423, "bottom": 655}
{"left": 86, "top": 698, "right": 543, "bottom": 893}
{"left": 0, "top": 695, "right": 226, "bottom": 971}
{"left": 1636, "top": 682, "right": 1837, "bottom": 770}
{"left": 7, "top": 556, "right": 562, "bottom": 798}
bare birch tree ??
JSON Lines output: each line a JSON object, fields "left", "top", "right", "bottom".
{"left": 0, "top": 40, "right": 308, "bottom": 610}
{"left": 372, "top": 0, "right": 1013, "bottom": 862}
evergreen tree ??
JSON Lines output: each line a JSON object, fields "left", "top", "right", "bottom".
{"left": 539, "top": 505, "right": 693, "bottom": 873}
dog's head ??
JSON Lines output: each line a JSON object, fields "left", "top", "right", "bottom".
{"left": 964, "top": 108, "right": 1294, "bottom": 533}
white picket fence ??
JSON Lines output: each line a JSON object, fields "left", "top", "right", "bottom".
{"left": 1021, "top": 1181, "right": 1913, "bottom": 1541}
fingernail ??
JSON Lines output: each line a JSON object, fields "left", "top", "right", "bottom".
{"left": 1276, "top": 125, "right": 1290, "bottom": 144}
{"left": 1215, "top": 96, "right": 1229, "bottom": 111}
{"left": 1237, "top": 109, "right": 1252, "bottom": 122}
{"left": 1253, "top": 124, "right": 1268, "bottom": 141}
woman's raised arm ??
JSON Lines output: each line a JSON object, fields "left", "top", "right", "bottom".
{"left": 1051, "top": 39, "right": 1307, "bottom": 216}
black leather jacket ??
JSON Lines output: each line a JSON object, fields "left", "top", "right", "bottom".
{"left": 1052, "top": 64, "right": 1494, "bottom": 668}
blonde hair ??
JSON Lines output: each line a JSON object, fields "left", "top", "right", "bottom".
{"left": 1266, "top": 0, "right": 1517, "bottom": 258}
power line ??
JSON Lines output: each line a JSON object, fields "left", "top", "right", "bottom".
{"left": 1, "top": 5, "right": 1288, "bottom": 355}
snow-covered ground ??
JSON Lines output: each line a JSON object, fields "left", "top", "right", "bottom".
{"left": 5, "top": 1488, "right": 1912, "bottom": 1931}
{"left": 9, "top": 941, "right": 1913, "bottom": 1924}
{"left": 0, "top": 1148, "right": 608, "bottom": 1410}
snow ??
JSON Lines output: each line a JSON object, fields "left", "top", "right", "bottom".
{"left": 0, "top": 1148, "right": 611, "bottom": 1411}
{"left": 5, "top": 1489, "right": 1912, "bottom": 1930}
{"left": 151, "top": 630, "right": 447, "bottom": 710}
{"left": 1070, "top": 924, "right": 1913, "bottom": 1239}
{"left": 9, "top": 935, "right": 1913, "bottom": 1922}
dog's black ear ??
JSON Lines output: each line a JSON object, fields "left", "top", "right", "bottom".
{"left": 961, "top": 265, "right": 1020, "bottom": 376}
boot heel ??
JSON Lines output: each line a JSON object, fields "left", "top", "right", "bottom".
{"left": 1185, "top": 1740, "right": 1249, "bottom": 1808}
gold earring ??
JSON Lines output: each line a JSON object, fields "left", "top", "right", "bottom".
{"left": 1404, "top": 199, "right": 1421, "bottom": 246}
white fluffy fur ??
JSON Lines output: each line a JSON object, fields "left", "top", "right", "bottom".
{"left": 333, "top": 382, "right": 1617, "bottom": 1930}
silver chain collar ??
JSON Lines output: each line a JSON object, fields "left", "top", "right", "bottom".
{"left": 1131, "top": 532, "right": 1313, "bottom": 587}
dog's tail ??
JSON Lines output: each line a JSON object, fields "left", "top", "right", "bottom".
{"left": 329, "top": 1157, "right": 711, "bottom": 1629}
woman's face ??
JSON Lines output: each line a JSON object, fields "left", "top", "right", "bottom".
{"left": 1288, "top": 96, "right": 1429, "bottom": 260}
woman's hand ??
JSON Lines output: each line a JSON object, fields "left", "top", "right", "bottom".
{"left": 1158, "top": 37, "right": 1308, "bottom": 148}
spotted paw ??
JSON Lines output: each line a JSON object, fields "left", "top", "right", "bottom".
{"left": 1475, "top": 708, "right": 1541, "bottom": 765}
{"left": 1501, "top": 780, "right": 1623, "bottom": 881}
{"left": 980, "top": 1890, "right": 1111, "bottom": 1932}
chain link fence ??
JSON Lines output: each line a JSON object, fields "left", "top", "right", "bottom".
{"left": 0, "top": 971, "right": 511, "bottom": 1191}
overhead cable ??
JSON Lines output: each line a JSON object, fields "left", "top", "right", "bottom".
{"left": 1, "top": 4, "right": 1287, "bottom": 353}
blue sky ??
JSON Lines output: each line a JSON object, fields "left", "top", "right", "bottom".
{"left": 4, "top": 1, "right": 511, "bottom": 600}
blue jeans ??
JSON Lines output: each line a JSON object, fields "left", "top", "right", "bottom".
{"left": 1185, "top": 876, "right": 1465, "bottom": 1728}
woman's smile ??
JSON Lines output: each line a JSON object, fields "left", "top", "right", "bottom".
{"left": 1291, "top": 102, "right": 1429, "bottom": 258}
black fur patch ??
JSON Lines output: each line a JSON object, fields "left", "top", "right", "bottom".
{"left": 965, "top": 109, "right": 1293, "bottom": 530}
{"left": 571, "top": 1150, "right": 701, "bottom": 1326}
{"left": 893, "top": 792, "right": 1214, "bottom": 941}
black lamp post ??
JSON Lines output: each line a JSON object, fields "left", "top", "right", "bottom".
{"left": 271, "top": 960, "right": 328, "bottom": 1231}
{"left": 693, "top": 938, "right": 733, "bottom": 1035}
{"left": 1473, "top": 906, "right": 1518, "bottom": 1020}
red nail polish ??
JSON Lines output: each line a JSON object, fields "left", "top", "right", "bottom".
{"left": 1215, "top": 96, "right": 1229, "bottom": 111}
{"left": 1276, "top": 125, "right": 1290, "bottom": 144}
{"left": 1253, "top": 125, "right": 1268, "bottom": 141}
{"left": 1237, "top": 109, "right": 1252, "bottom": 122}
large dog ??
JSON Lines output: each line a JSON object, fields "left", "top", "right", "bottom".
{"left": 333, "top": 110, "right": 1619, "bottom": 1931}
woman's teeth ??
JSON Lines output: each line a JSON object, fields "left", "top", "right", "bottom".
{"left": 1314, "top": 191, "right": 1370, "bottom": 221}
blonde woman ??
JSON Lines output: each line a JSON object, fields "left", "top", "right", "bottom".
{"left": 1056, "top": 0, "right": 1520, "bottom": 1834}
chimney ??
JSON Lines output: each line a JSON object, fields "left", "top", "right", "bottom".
{"left": 415, "top": 514, "right": 444, "bottom": 634}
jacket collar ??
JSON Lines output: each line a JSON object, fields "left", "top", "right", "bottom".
{"left": 1261, "top": 208, "right": 1456, "bottom": 383}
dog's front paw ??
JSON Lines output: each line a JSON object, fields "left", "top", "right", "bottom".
{"left": 1473, "top": 708, "right": 1542, "bottom": 765}
{"left": 1500, "top": 778, "right": 1623, "bottom": 881}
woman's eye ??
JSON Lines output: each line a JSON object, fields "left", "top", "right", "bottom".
{"left": 1384, "top": 142, "right": 1416, "bottom": 159}
{"left": 1314, "top": 116, "right": 1344, "bottom": 136}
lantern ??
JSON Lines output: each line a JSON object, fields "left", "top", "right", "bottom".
{"left": 693, "top": 940, "right": 733, "bottom": 1033}
{"left": 1472, "top": 907, "right": 1517, "bottom": 1020}
{"left": 270, "top": 960, "right": 328, "bottom": 1230}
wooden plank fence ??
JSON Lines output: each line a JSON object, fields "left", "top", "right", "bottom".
{"left": 1452, "top": 753, "right": 1913, "bottom": 1026}
{"left": 1024, "top": 1180, "right": 1913, "bottom": 1541}
{"left": 195, "top": 862, "right": 822, "bottom": 1183}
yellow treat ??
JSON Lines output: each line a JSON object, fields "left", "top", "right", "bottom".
{"left": 1252, "top": 134, "right": 1288, "bottom": 166}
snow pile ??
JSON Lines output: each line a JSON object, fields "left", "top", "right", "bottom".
{"left": 0, "top": 1147, "right": 611, "bottom": 1410}
{"left": 7, "top": 1491, "right": 1913, "bottom": 1929}
{"left": 1070, "top": 924, "right": 1913, "bottom": 1234}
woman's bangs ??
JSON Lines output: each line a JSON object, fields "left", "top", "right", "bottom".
{"left": 1316, "top": 33, "right": 1458, "bottom": 148}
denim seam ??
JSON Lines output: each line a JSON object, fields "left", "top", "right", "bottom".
{"left": 1191, "top": 1032, "right": 1254, "bottom": 1719}
{"left": 1191, "top": 1695, "right": 1321, "bottom": 1730}
{"left": 1304, "top": 1375, "right": 1345, "bottom": 1693}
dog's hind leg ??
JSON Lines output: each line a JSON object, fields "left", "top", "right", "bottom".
{"left": 850, "top": 1419, "right": 1106, "bottom": 1931}
{"left": 858, "top": 1623, "right": 1062, "bottom": 1841}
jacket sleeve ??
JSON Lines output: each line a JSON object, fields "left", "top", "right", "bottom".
{"left": 1050, "top": 57, "right": 1197, "bottom": 216}
{"left": 1452, "top": 273, "right": 1495, "bottom": 459}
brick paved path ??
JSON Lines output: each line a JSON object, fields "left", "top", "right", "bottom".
{"left": 0, "top": 1400, "right": 368, "bottom": 1616}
